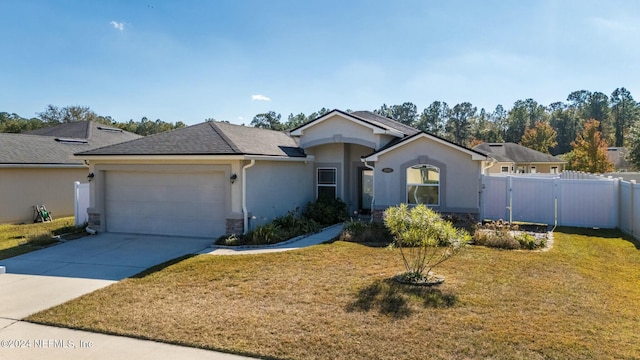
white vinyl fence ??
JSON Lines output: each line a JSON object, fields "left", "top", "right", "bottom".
{"left": 481, "top": 172, "right": 640, "bottom": 241}
{"left": 74, "top": 181, "right": 90, "bottom": 226}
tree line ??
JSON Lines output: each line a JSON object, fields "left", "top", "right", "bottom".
{"left": 0, "top": 105, "right": 186, "bottom": 136}
{"left": 2, "top": 88, "right": 639, "bottom": 172}
{"left": 250, "top": 88, "right": 640, "bottom": 171}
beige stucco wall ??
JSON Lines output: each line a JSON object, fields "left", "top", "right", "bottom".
{"left": 296, "top": 114, "right": 396, "bottom": 150}
{"left": 373, "top": 137, "right": 483, "bottom": 214}
{"left": 0, "top": 167, "right": 87, "bottom": 224}
{"left": 304, "top": 143, "right": 375, "bottom": 214}
{"left": 245, "top": 160, "right": 314, "bottom": 228}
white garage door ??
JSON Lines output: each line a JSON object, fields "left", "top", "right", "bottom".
{"left": 105, "top": 171, "right": 226, "bottom": 238}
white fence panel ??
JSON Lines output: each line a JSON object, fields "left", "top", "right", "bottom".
{"left": 557, "top": 179, "right": 618, "bottom": 228}
{"left": 74, "top": 181, "right": 90, "bottom": 226}
{"left": 481, "top": 176, "right": 508, "bottom": 220}
{"left": 633, "top": 182, "right": 640, "bottom": 239}
{"left": 619, "top": 181, "right": 632, "bottom": 234}
{"left": 511, "top": 177, "right": 555, "bottom": 224}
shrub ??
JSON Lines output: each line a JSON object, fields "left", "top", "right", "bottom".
{"left": 473, "top": 220, "right": 548, "bottom": 250}
{"left": 273, "top": 210, "right": 322, "bottom": 239}
{"left": 248, "top": 223, "right": 283, "bottom": 245}
{"left": 302, "top": 197, "right": 349, "bottom": 226}
{"left": 214, "top": 208, "right": 323, "bottom": 246}
{"left": 384, "top": 204, "right": 469, "bottom": 282}
{"left": 340, "top": 219, "right": 392, "bottom": 244}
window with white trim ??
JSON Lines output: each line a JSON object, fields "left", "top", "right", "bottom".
{"left": 551, "top": 166, "right": 558, "bottom": 174}
{"left": 317, "top": 168, "right": 337, "bottom": 199}
{"left": 501, "top": 166, "right": 509, "bottom": 173}
{"left": 407, "top": 164, "right": 439, "bottom": 206}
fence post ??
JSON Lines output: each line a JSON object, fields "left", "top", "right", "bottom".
{"left": 507, "top": 175, "right": 513, "bottom": 223}
{"left": 630, "top": 180, "right": 636, "bottom": 238}
{"left": 74, "top": 181, "right": 80, "bottom": 226}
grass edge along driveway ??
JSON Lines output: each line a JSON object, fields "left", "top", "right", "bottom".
{"left": 27, "top": 228, "right": 640, "bottom": 360}
{"left": 0, "top": 217, "right": 80, "bottom": 261}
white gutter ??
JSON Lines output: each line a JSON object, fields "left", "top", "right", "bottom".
{"left": 242, "top": 159, "right": 256, "bottom": 234}
{"left": 244, "top": 155, "right": 315, "bottom": 162}
{"left": 0, "top": 164, "right": 86, "bottom": 169}
{"left": 362, "top": 159, "right": 375, "bottom": 222}
{"left": 76, "top": 155, "right": 248, "bottom": 161}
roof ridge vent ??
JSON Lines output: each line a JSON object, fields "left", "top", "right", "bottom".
{"left": 55, "top": 138, "right": 88, "bottom": 144}
{"left": 97, "top": 126, "right": 123, "bottom": 132}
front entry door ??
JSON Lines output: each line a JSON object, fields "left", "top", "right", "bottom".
{"left": 359, "top": 169, "right": 373, "bottom": 214}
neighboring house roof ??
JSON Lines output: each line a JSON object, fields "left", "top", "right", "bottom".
{"left": 77, "top": 121, "right": 306, "bottom": 157}
{"left": 473, "top": 143, "right": 566, "bottom": 163}
{"left": 0, "top": 121, "right": 140, "bottom": 166}
{"left": 607, "top": 147, "right": 631, "bottom": 170}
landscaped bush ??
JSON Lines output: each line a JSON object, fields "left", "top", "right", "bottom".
{"left": 302, "top": 197, "right": 349, "bottom": 226}
{"left": 384, "top": 204, "right": 470, "bottom": 284}
{"left": 339, "top": 219, "right": 392, "bottom": 244}
{"left": 473, "top": 220, "right": 547, "bottom": 250}
{"left": 272, "top": 210, "right": 321, "bottom": 239}
{"left": 214, "top": 209, "right": 322, "bottom": 246}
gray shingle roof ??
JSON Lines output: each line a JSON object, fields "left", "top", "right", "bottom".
{"left": 1, "top": 122, "right": 140, "bottom": 165}
{"left": 77, "top": 121, "right": 306, "bottom": 157}
{"left": 473, "top": 143, "right": 566, "bottom": 163}
{"left": 349, "top": 111, "right": 420, "bottom": 136}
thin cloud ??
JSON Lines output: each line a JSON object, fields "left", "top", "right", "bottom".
{"left": 110, "top": 21, "right": 125, "bottom": 31}
{"left": 251, "top": 94, "right": 271, "bottom": 101}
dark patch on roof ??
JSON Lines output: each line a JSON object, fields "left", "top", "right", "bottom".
{"left": 77, "top": 121, "right": 306, "bottom": 157}
{"left": 473, "top": 143, "right": 566, "bottom": 163}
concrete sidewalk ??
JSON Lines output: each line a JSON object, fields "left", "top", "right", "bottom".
{"left": 0, "top": 225, "right": 343, "bottom": 359}
{"left": 0, "top": 320, "right": 250, "bottom": 360}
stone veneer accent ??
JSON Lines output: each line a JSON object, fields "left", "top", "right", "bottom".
{"left": 88, "top": 211, "right": 102, "bottom": 231}
{"left": 226, "top": 218, "right": 244, "bottom": 235}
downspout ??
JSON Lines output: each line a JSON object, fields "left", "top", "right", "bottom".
{"left": 363, "top": 159, "right": 375, "bottom": 222}
{"left": 242, "top": 159, "right": 256, "bottom": 234}
{"left": 481, "top": 156, "right": 497, "bottom": 174}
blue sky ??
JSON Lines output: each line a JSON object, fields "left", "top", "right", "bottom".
{"left": 1, "top": 0, "right": 639, "bottom": 125}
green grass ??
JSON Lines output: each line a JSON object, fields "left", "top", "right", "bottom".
{"left": 0, "top": 217, "right": 80, "bottom": 260}
{"left": 27, "top": 227, "right": 640, "bottom": 359}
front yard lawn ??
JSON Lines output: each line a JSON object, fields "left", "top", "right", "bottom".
{"left": 27, "top": 228, "right": 640, "bottom": 359}
{"left": 0, "top": 217, "right": 80, "bottom": 260}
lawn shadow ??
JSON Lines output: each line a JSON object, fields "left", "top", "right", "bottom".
{"left": 130, "top": 254, "right": 196, "bottom": 278}
{"left": 346, "top": 278, "right": 458, "bottom": 319}
{"left": 556, "top": 227, "right": 640, "bottom": 250}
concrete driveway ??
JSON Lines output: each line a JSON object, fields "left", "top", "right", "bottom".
{"left": 0, "top": 233, "right": 212, "bottom": 319}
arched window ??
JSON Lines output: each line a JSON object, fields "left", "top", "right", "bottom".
{"left": 406, "top": 164, "right": 439, "bottom": 206}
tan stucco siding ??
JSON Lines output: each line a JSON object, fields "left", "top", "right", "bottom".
{"left": 485, "top": 162, "right": 565, "bottom": 174}
{"left": 373, "top": 138, "right": 482, "bottom": 213}
{"left": 245, "top": 160, "right": 314, "bottom": 227}
{"left": 297, "top": 114, "right": 394, "bottom": 149}
{"left": 0, "top": 167, "right": 86, "bottom": 224}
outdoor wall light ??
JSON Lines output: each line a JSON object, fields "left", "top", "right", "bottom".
{"left": 230, "top": 173, "right": 237, "bottom": 184}
{"left": 87, "top": 172, "right": 95, "bottom": 182}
